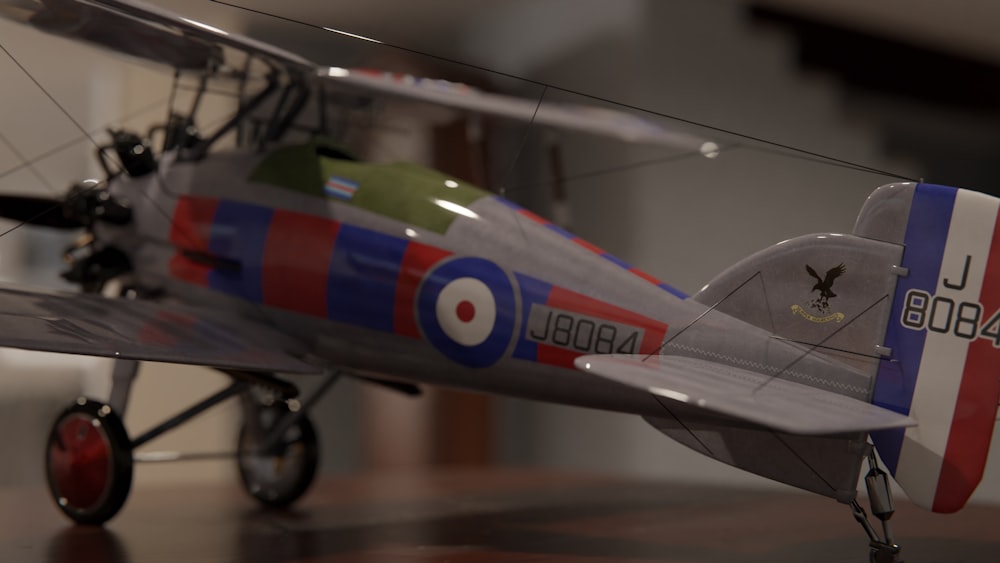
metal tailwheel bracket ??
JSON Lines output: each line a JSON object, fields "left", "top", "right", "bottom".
{"left": 46, "top": 398, "right": 133, "bottom": 525}
{"left": 851, "top": 452, "right": 903, "bottom": 563}
{"left": 237, "top": 396, "right": 319, "bottom": 508}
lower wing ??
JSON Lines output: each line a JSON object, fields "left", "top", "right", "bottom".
{"left": 0, "top": 285, "right": 318, "bottom": 374}
{"left": 576, "top": 354, "right": 914, "bottom": 435}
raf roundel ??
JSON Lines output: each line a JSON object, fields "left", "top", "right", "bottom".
{"left": 416, "top": 257, "right": 517, "bottom": 368}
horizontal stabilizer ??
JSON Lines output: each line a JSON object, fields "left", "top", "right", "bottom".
{"left": 576, "top": 354, "right": 915, "bottom": 435}
{"left": 0, "top": 285, "right": 319, "bottom": 374}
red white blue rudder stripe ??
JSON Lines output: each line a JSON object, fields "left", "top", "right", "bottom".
{"left": 871, "top": 183, "right": 1000, "bottom": 513}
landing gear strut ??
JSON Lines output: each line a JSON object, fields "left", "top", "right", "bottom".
{"left": 851, "top": 452, "right": 903, "bottom": 563}
{"left": 43, "top": 363, "right": 339, "bottom": 524}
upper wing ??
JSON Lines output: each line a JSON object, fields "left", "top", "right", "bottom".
{"left": 0, "top": 285, "right": 319, "bottom": 374}
{"left": 317, "top": 68, "right": 716, "bottom": 152}
{"left": 0, "top": 0, "right": 312, "bottom": 71}
{"left": 576, "top": 354, "right": 915, "bottom": 435}
{"left": 0, "top": 0, "right": 716, "bottom": 151}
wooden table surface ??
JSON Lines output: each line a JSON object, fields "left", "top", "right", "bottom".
{"left": 0, "top": 467, "right": 996, "bottom": 562}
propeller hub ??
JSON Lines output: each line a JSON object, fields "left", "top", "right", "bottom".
{"left": 65, "top": 181, "right": 131, "bottom": 227}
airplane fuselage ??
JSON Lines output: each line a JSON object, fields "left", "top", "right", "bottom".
{"left": 101, "top": 143, "right": 870, "bottom": 419}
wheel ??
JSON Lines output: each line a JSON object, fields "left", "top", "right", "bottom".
{"left": 237, "top": 402, "right": 318, "bottom": 507}
{"left": 46, "top": 398, "right": 133, "bottom": 525}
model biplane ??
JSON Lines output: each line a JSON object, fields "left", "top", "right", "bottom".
{"left": 1, "top": 1, "right": 998, "bottom": 562}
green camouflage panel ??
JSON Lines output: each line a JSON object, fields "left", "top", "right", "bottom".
{"left": 250, "top": 139, "right": 487, "bottom": 234}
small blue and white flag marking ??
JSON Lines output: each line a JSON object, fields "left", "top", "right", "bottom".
{"left": 324, "top": 176, "right": 358, "bottom": 201}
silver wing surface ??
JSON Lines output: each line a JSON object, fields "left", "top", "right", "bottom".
{"left": 0, "top": 0, "right": 714, "bottom": 151}
{"left": 576, "top": 354, "right": 915, "bottom": 435}
{"left": 0, "top": 0, "right": 312, "bottom": 70}
{"left": 317, "top": 68, "right": 714, "bottom": 151}
{"left": 0, "top": 285, "right": 318, "bottom": 374}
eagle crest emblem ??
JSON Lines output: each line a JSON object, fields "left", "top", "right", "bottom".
{"left": 805, "top": 263, "right": 846, "bottom": 314}
{"left": 791, "top": 263, "right": 847, "bottom": 323}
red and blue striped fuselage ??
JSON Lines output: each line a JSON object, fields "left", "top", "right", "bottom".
{"left": 115, "top": 150, "right": 709, "bottom": 415}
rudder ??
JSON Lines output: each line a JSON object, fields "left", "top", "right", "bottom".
{"left": 857, "top": 182, "right": 1000, "bottom": 513}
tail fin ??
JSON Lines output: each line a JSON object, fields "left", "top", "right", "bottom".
{"left": 857, "top": 182, "right": 1000, "bottom": 513}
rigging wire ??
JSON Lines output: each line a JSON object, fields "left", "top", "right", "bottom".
{"left": 645, "top": 271, "right": 766, "bottom": 361}
{"left": 0, "top": 40, "right": 114, "bottom": 242}
{"left": 0, "top": 129, "right": 56, "bottom": 195}
{"left": 499, "top": 85, "right": 547, "bottom": 242}
{"left": 752, "top": 294, "right": 890, "bottom": 394}
{"left": 499, "top": 85, "right": 547, "bottom": 198}
{"left": 505, "top": 142, "right": 741, "bottom": 194}
{"left": 0, "top": 38, "right": 145, "bottom": 239}
{"left": 0, "top": 42, "right": 109, "bottom": 159}
{"left": 0, "top": 96, "right": 171, "bottom": 183}
{"left": 0, "top": 38, "right": 232, "bottom": 292}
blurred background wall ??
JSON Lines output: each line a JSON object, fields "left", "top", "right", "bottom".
{"left": 2, "top": 0, "right": 1000, "bottom": 506}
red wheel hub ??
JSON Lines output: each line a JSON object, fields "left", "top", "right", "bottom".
{"left": 48, "top": 414, "right": 111, "bottom": 511}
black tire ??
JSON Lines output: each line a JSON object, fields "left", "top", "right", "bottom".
{"left": 46, "top": 398, "right": 133, "bottom": 525}
{"left": 237, "top": 403, "right": 318, "bottom": 507}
